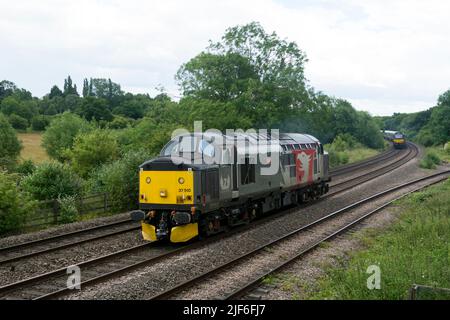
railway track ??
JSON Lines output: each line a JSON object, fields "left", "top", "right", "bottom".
{"left": 328, "top": 142, "right": 418, "bottom": 196}
{"left": 147, "top": 170, "right": 450, "bottom": 300}
{"left": 0, "top": 143, "right": 407, "bottom": 266}
{"left": 0, "top": 143, "right": 420, "bottom": 299}
{"left": 329, "top": 145, "right": 397, "bottom": 176}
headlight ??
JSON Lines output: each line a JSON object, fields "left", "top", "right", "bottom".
{"left": 178, "top": 177, "right": 185, "bottom": 184}
{"left": 146, "top": 177, "right": 151, "bottom": 184}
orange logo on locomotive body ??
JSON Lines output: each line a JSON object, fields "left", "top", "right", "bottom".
{"left": 293, "top": 149, "right": 315, "bottom": 184}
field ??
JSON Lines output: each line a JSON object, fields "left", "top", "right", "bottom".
{"left": 17, "top": 132, "right": 49, "bottom": 164}
{"left": 308, "top": 179, "right": 450, "bottom": 300}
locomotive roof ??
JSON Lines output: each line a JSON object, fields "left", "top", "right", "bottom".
{"left": 170, "top": 132, "right": 320, "bottom": 145}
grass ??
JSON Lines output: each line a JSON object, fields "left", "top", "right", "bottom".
{"left": 305, "top": 179, "right": 450, "bottom": 300}
{"left": 17, "top": 132, "right": 49, "bottom": 164}
{"left": 426, "top": 145, "right": 450, "bottom": 164}
{"left": 326, "top": 146, "right": 381, "bottom": 168}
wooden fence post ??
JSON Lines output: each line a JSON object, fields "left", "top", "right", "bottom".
{"left": 53, "top": 200, "right": 59, "bottom": 224}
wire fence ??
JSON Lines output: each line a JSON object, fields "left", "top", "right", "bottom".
{"left": 409, "top": 284, "right": 450, "bottom": 300}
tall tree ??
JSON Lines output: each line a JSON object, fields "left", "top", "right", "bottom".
{"left": 176, "top": 22, "right": 310, "bottom": 127}
{"left": 82, "top": 78, "right": 89, "bottom": 97}
{"left": 49, "top": 85, "right": 63, "bottom": 99}
{"left": 63, "top": 75, "right": 78, "bottom": 96}
{"left": 0, "top": 113, "right": 22, "bottom": 169}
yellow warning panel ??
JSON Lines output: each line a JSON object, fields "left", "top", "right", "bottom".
{"left": 139, "top": 170, "right": 194, "bottom": 205}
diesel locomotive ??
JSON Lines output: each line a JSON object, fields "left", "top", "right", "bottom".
{"left": 383, "top": 130, "right": 407, "bottom": 149}
{"left": 131, "top": 132, "right": 331, "bottom": 243}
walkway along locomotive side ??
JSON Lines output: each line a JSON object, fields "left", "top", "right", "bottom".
{"left": 131, "top": 132, "right": 331, "bottom": 243}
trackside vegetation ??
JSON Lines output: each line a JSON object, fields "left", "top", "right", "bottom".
{"left": 307, "top": 179, "right": 450, "bottom": 300}
{"left": 324, "top": 134, "right": 385, "bottom": 168}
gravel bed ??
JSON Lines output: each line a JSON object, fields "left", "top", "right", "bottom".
{"left": 64, "top": 149, "right": 448, "bottom": 300}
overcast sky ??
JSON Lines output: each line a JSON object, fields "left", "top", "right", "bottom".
{"left": 1, "top": 0, "right": 449, "bottom": 116}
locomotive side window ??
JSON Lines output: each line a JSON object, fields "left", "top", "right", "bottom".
{"left": 199, "top": 139, "right": 215, "bottom": 157}
{"left": 240, "top": 157, "right": 255, "bottom": 185}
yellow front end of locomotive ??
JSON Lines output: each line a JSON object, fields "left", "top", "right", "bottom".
{"left": 139, "top": 170, "right": 194, "bottom": 205}
{"left": 393, "top": 138, "right": 405, "bottom": 144}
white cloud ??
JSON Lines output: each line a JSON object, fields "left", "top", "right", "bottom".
{"left": 1, "top": 0, "right": 449, "bottom": 115}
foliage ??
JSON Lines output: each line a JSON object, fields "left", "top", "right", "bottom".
{"left": 57, "top": 195, "right": 78, "bottom": 223}
{"left": 21, "top": 162, "right": 83, "bottom": 201}
{"left": 63, "top": 75, "right": 78, "bottom": 96}
{"left": 419, "top": 150, "right": 441, "bottom": 169}
{"left": 76, "top": 96, "right": 113, "bottom": 122}
{"left": 0, "top": 96, "right": 37, "bottom": 123}
{"left": 15, "top": 159, "right": 36, "bottom": 176}
{"left": 0, "top": 171, "right": 35, "bottom": 234}
{"left": 113, "top": 99, "right": 145, "bottom": 119}
{"left": 107, "top": 116, "right": 133, "bottom": 129}
{"left": 89, "top": 149, "right": 153, "bottom": 211}
{"left": 177, "top": 22, "right": 309, "bottom": 128}
{"left": 8, "top": 113, "right": 29, "bottom": 130}
{"left": 0, "top": 113, "right": 22, "bottom": 169}
{"left": 31, "top": 115, "right": 51, "bottom": 131}
{"left": 325, "top": 133, "right": 381, "bottom": 168}
{"left": 69, "top": 129, "right": 119, "bottom": 177}
{"left": 49, "top": 85, "right": 63, "bottom": 99}
{"left": 42, "top": 112, "right": 91, "bottom": 161}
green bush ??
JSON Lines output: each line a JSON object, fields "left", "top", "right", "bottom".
{"left": 42, "top": 112, "right": 92, "bottom": 161}
{"left": 420, "top": 151, "right": 441, "bottom": 169}
{"left": 69, "top": 129, "right": 119, "bottom": 178}
{"left": 8, "top": 114, "right": 29, "bottom": 130}
{"left": 21, "top": 162, "right": 83, "bottom": 201}
{"left": 331, "top": 133, "right": 360, "bottom": 152}
{"left": 31, "top": 115, "right": 50, "bottom": 131}
{"left": 107, "top": 116, "right": 133, "bottom": 129}
{"left": 57, "top": 195, "right": 78, "bottom": 223}
{"left": 15, "top": 159, "right": 36, "bottom": 176}
{"left": 89, "top": 149, "right": 153, "bottom": 211}
{"left": 0, "top": 171, "right": 35, "bottom": 234}
{"left": 0, "top": 113, "right": 22, "bottom": 170}
{"left": 328, "top": 149, "right": 350, "bottom": 167}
